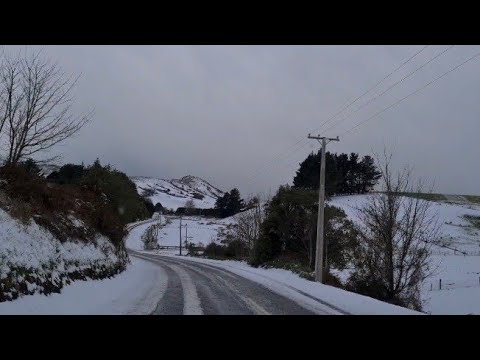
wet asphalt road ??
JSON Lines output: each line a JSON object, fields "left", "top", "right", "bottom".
{"left": 129, "top": 251, "right": 325, "bottom": 315}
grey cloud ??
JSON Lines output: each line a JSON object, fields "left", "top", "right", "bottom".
{"left": 2, "top": 45, "right": 479, "bottom": 197}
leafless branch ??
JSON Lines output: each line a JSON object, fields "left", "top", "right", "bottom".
{"left": 352, "top": 150, "right": 441, "bottom": 310}
{"left": 0, "top": 50, "right": 92, "bottom": 165}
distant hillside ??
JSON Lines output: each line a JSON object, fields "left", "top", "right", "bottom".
{"left": 131, "top": 175, "right": 224, "bottom": 211}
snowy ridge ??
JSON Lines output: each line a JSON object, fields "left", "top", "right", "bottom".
{"left": 131, "top": 175, "right": 224, "bottom": 211}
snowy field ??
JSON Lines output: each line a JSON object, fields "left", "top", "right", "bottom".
{"left": 329, "top": 194, "right": 480, "bottom": 315}
{"left": 128, "top": 215, "right": 234, "bottom": 250}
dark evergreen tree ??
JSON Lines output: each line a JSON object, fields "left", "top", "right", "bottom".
{"left": 293, "top": 151, "right": 338, "bottom": 195}
{"left": 226, "top": 188, "right": 244, "bottom": 215}
{"left": 347, "top": 152, "right": 360, "bottom": 194}
{"left": 336, "top": 153, "right": 350, "bottom": 194}
{"left": 80, "top": 159, "right": 150, "bottom": 224}
{"left": 250, "top": 185, "right": 358, "bottom": 270}
{"left": 292, "top": 151, "right": 321, "bottom": 190}
{"left": 154, "top": 202, "right": 164, "bottom": 212}
{"left": 293, "top": 151, "right": 381, "bottom": 196}
{"left": 142, "top": 198, "right": 155, "bottom": 217}
{"left": 215, "top": 188, "right": 245, "bottom": 218}
{"left": 50, "top": 163, "right": 85, "bottom": 184}
{"left": 358, "top": 155, "right": 381, "bottom": 193}
{"left": 46, "top": 171, "right": 59, "bottom": 182}
{"left": 215, "top": 192, "right": 229, "bottom": 215}
{"left": 20, "top": 158, "right": 41, "bottom": 176}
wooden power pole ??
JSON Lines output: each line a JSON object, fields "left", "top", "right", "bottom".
{"left": 307, "top": 134, "right": 339, "bottom": 283}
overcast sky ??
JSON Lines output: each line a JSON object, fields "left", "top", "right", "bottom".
{"left": 2, "top": 45, "right": 480, "bottom": 197}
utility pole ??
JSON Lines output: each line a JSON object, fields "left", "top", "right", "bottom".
{"left": 307, "top": 134, "right": 339, "bottom": 283}
{"left": 179, "top": 217, "right": 183, "bottom": 256}
{"left": 185, "top": 223, "right": 188, "bottom": 249}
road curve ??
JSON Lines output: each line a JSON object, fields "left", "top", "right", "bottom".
{"left": 129, "top": 250, "right": 325, "bottom": 315}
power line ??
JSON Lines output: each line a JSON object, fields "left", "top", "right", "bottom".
{"left": 322, "top": 45, "right": 454, "bottom": 134}
{"left": 245, "top": 138, "right": 312, "bottom": 186}
{"left": 248, "top": 48, "right": 480, "bottom": 190}
{"left": 341, "top": 50, "right": 480, "bottom": 137}
{"left": 311, "top": 45, "right": 431, "bottom": 133}
{"left": 244, "top": 137, "right": 307, "bottom": 184}
{"left": 243, "top": 46, "right": 430, "bottom": 183}
{"left": 246, "top": 46, "right": 450, "bottom": 184}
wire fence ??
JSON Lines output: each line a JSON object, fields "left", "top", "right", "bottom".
{"left": 428, "top": 276, "right": 480, "bottom": 291}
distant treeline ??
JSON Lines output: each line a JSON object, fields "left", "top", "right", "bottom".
{"left": 174, "top": 207, "right": 221, "bottom": 217}
{"left": 45, "top": 160, "right": 154, "bottom": 224}
{"left": 173, "top": 188, "right": 250, "bottom": 218}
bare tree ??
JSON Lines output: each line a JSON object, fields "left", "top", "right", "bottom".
{"left": 349, "top": 151, "right": 440, "bottom": 310}
{"left": 142, "top": 223, "right": 161, "bottom": 250}
{"left": 0, "top": 55, "right": 21, "bottom": 141}
{"left": 233, "top": 201, "right": 264, "bottom": 253}
{"left": 0, "top": 51, "right": 91, "bottom": 165}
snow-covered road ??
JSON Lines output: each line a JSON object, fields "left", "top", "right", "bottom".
{"left": 127, "top": 219, "right": 419, "bottom": 315}
{"left": 129, "top": 250, "right": 329, "bottom": 315}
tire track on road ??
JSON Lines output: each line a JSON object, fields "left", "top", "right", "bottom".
{"left": 168, "top": 264, "right": 203, "bottom": 315}
{"left": 132, "top": 252, "right": 318, "bottom": 315}
{"left": 143, "top": 254, "right": 348, "bottom": 315}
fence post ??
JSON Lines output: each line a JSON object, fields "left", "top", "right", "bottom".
{"left": 439, "top": 279, "right": 442, "bottom": 290}
{"left": 430, "top": 283, "right": 433, "bottom": 291}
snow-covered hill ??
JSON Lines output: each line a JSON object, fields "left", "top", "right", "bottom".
{"left": 131, "top": 175, "right": 224, "bottom": 211}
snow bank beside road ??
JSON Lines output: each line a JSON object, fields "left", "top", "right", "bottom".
{"left": 0, "top": 207, "right": 124, "bottom": 301}
{"left": 0, "top": 257, "right": 166, "bottom": 315}
{"left": 0, "top": 215, "right": 166, "bottom": 314}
